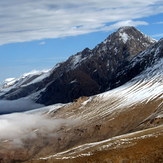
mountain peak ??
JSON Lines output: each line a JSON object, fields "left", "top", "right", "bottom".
{"left": 103, "top": 26, "right": 156, "bottom": 46}
{"left": 117, "top": 26, "right": 135, "bottom": 32}
{"left": 0, "top": 27, "right": 159, "bottom": 106}
{"left": 117, "top": 26, "right": 138, "bottom": 44}
{"left": 117, "top": 26, "right": 156, "bottom": 44}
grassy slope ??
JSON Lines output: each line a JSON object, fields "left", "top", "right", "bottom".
{"left": 27, "top": 125, "right": 163, "bottom": 163}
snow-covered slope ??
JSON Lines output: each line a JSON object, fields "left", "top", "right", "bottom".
{"left": 46, "top": 57, "right": 162, "bottom": 123}
{"left": 118, "top": 26, "right": 156, "bottom": 44}
{"left": 0, "top": 69, "right": 50, "bottom": 95}
{"left": 0, "top": 70, "right": 52, "bottom": 114}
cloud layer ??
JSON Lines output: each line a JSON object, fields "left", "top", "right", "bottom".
{"left": 0, "top": 100, "right": 72, "bottom": 146}
{"left": 0, "top": 0, "right": 163, "bottom": 45}
{"left": 0, "top": 98, "right": 44, "bottom": 114}
{"left": 0, "top": 111, "right": 74, "bottom": 147}
{"left": 0, "top": 113, "right": 54, "bottom": 139}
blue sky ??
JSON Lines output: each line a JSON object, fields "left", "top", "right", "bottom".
{"left": 0, "top": 0, "right": 163, "bottom": 82}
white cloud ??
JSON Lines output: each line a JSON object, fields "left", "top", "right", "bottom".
{"left": 39, "top": 41, "right": 46, "bottom": 45}
{"left": 102, "top": 20, "right": 148, "bottom": 31}
{"left": 0, "top": 112, "right": 73, "bottom": 142}
{"left": 0, "top": 0, "right": 162, "bottom": 45}
{"left": 152, "top": 33, "right": 163, "bottom": 37}
{"left": 155, "top": 21, "right": 163, "bottom": 24}
{"left": 0, "top": 102, "right": 79, "bottom": 147}
{"left": 0, "top": 99, "right": 44, "bottom": 114}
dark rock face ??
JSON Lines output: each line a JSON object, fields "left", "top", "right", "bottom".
{"left": 0, "top": 26, "right": 159, "bottom": 105}
{"left": 37, "top": 26, "right": 157, "bottom": 105}
{"left": 108, "top": 39, "right": 163, "bottom": 89}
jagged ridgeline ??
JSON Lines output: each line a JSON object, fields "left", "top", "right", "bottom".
{"left": 0, "top": 27, "right": 159, "bottom": 105}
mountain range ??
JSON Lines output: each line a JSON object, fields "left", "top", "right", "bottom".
{"left": 0, "top": 26, "right": 162, "bottom": 163}
{"left": 0, "top": 26, "right": 158, "bottom": 105}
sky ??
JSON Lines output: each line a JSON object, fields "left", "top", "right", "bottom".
{"left": 0, "top": 0, "right": 163, "bottom": 83}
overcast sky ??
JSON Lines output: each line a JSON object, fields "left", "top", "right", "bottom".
{"left": 0, "top": 0, "right": 163, "bottom": 82}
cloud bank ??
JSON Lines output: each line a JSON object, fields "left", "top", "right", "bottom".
{"left": 152, "top": 33, "right": 163, "bottom": 37}
{"left": 0, "top": 98, "right": 44, "bottom": 114}
{"left": 0, "top": 113, "right": 62, "bottom": 139}
{"left": 0, "top": 0, "right": 163, "bottom": 45}
{"left": 0, "top": 111, "right": 75, "bottom": 148}
{"left": 0, "top": 101, "right": 73, "bottom": 147}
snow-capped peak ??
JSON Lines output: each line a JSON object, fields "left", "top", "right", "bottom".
{"left": 0, "top": 69, "right": 51, "bottom": 90}
{"left": 117, "top": 27, "right": 132, "bottom": 43}
{"left": 118, "top": 26, "right": 134, "bottom": 32}
{"left": 4, "top": 78, "right": 15, "bottom": 82}
{"left": 117, "top": 26, "right": 156, "bottom": 45}
{"left": 3, "top": 78, "right": 16, "bottom": 88}
{"left": 22, "top": 70, "right": 49, "bottom": 78}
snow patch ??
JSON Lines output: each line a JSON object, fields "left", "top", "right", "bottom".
{"left": 2, "top": 78, "right": 17, "bottom": 88}
{"left": 114, "top": 47, "right": 118, "bottom": 55}
{"left": 71, "top": 54, "right": 82, "bottom": 68}
{"left": 156, "top": 114, "right": 163, "bottom": 119}
{"left": 23, "top": 69, "right": 51, "bottom": 86}
{"left": 4, "top": 78, "right": 15, "bottom": 83}
{"left": 0, "top": 69, "right": 50, "bottom": 90}
{"left": 103, "top": 39, "right": 108, "bottom": 44}
{"left": 70, "top": 79, "right": 77, "bottom": 84}
{"left": 119, "top": 32, "right": 129, "bottom": 43}
{"left": 70, "top": 53, "right": 88, "bottom": 69}
{"left": 40, "top": 125, "right": 162, "bottom": 160}
{"left": 143, "top": 34, "right": 157, "bottom": 44}
{"left": 82, "top": 97, "right": 92, "bottom": 106}
{"left": 27, "top": 103, "right": 66, "bottom": 114}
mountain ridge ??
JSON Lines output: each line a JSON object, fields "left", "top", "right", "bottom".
{"left": 0, "top": 44, "right": 162, "bottom": 162}
{"left": 0, "top": 26, "right": 158, "bottom": 106}
{"left": 0, "top": 26, "right": 162, "bottom": 163}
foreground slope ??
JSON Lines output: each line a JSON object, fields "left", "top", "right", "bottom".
{"left": 28, "top": 125, "right": 163, "bottom": 163}
{"left": 0, "top": 39, "right": 162, "bottom": 163}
